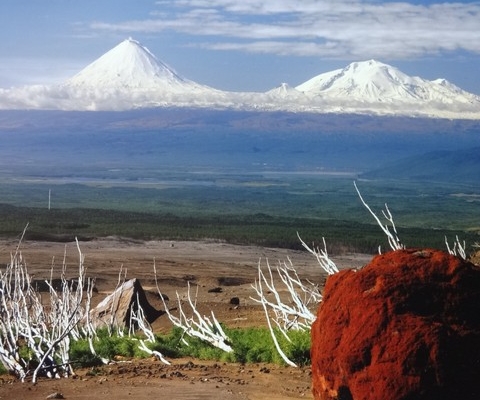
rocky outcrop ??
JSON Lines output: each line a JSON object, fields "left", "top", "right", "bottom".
{"left": 311, "top": 249, "right": 480, "bottom": 400}
{"left": 89, "top": 278, "right": 162, "bottom": 330}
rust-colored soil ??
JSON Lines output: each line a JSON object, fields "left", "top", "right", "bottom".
{"left": 0, "top": 357, "right": 312, "bottom": 400}
{"left": 0, "top": 238, "right": 371, "bottom": 400}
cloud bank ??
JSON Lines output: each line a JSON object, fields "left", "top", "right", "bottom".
{"left": 90, "top": 0, "right": 480, "bottom": 60}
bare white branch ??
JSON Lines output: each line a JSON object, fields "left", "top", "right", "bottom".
{"left": 354, "top": 181, "right": 404, "bottom": 252}
{"left": 0, "top": 234, "right": 93, "bottom": 382}
{"left": 153, "top": 259, "right": 232, "bottom": 354}
{"left": 130, "top": 296, "right": 171, "bottom": 365}
{"left": 250, "top": 253, "right": 327, "bottom": 367}
{"left": 445, "top": 235, "right": 467, "bottom": 260}
{"left": 297, "top": 234, "right": 339, "bottom": 275}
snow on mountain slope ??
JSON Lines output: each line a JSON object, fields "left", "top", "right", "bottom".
{"left": 64, "top": 38, "right": 205, "bottom": 92}
{"left": 266, "top": 83, "right": 304, "bottom": 98}
{"left": 58, "top": 38, "right": 230, "bottom": 110}
{"left": 295, "top": 59, "right": 479, "bottom": 106}
{"left": 0, "top": 38, "right": 230, "bottom": 111}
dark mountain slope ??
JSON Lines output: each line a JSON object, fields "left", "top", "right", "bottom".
{"left": 360, "top": 146, "right": 480, "bottom": 184}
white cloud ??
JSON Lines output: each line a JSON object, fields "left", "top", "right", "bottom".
{"left": 91, "top": 0, "right": 480, "bottom": 60}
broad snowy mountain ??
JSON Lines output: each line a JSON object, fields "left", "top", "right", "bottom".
{"left": 0, "top": 39, "right": 479, "bottom": 119}
{"left": 295, "top": 59, "right": 478, "bottom": 106}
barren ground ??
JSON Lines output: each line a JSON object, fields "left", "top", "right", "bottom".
{"left": 0, "top": 238, "right": 372, "bottom": 400}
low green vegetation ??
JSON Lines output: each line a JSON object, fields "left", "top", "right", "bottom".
{"left": 161, "top": 326, "right": 311, "bottom": 366}
{"left": 1, "top": 176, "right": 479, "bottom": 255}
{"left": 0, "top": 327, "right": 311, "bottom": 375}
{"left": 0, "top": 201, "right": 478, "bottom": 254}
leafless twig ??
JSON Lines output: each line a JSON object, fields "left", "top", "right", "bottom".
{"left": 354, "top": 181, "right": 404, "bottom": 252}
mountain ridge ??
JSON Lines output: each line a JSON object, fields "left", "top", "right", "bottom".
{"left": 0, "top": 39, "right": 479, "bottom": 119}
{"left": 360, "top": 146, "right": 480, "bottom": 184}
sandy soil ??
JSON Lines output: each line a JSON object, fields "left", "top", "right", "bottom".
{"left": 0, "top": 237, "right": 372, "bottom": 400}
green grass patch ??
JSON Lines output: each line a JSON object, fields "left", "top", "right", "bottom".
{"left": 69, "top": 328, "right": 152, "bottom": 367}
{"left": 148, "top": 326, "right": 311, "bottom": 366}
{"left": 62, "top": 326, "right": 312, "bottom": 372}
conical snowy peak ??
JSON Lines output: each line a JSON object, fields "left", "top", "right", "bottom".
{"left": 266, "top": 82, "right": 303, "bottom": 98}
{"left": 64, "top": 38, "right": 201, "bottom": 91}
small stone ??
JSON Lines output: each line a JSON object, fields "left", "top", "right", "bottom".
{"left": 46, "top": 393, "right": 64, "bottom": 399}
{"left": 229, "top": 297, "right": 240, "bottom": 306}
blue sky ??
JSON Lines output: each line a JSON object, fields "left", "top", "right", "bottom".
{"left": 0, "top": 0, "right": 479, "bottom": 94}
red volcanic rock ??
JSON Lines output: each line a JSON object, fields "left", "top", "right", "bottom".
{"left": 311, "top": 249, "right": 480, "bottom": 400}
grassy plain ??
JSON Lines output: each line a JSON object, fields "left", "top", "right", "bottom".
{"left": 1, "top": 173, "right": 479, "bottom": 254}
{"left": 2, "top": 110, "right": 479, "bottom": 253}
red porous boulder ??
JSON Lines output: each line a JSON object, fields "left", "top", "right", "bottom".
{"left": 311, "top": 248, "right": 480, "bottom": 400}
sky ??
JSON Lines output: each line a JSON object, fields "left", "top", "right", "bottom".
{"left": 0, "top": 0, "right": 479, "bottom": 94}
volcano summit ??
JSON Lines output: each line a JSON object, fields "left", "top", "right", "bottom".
{"left": 64, "top": 38, "right": 210, "bottom": 93}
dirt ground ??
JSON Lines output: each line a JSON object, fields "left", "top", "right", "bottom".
{"left": 0, "top": 237, "right": 372, "bottom": 400}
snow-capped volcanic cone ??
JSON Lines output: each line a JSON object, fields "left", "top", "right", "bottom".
{"left": 65, "top": 38, "right": 205, "bottom": 92}
{"left": 59, "top": 38, "right": 223, "bottom": 110}
{"left": 295, "top": 60, "right": 480, "bottom": 110}
{"left": 266, "top": 83, "right": 304, "bottom": 98}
